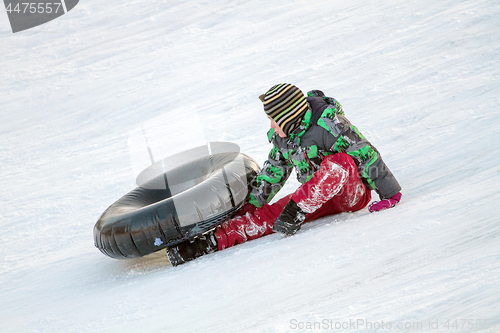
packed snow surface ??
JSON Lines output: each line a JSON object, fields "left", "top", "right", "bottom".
{"left": 1, "top": 0, "right": 499, "bottom": 332}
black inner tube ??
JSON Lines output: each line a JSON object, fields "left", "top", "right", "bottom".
{"left": 93, "top": 152, "right": 260, "bottom": 259}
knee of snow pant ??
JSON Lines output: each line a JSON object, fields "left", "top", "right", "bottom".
{"left": 291, "top": 153, "right": 354, "bottom": 213}
{"left": 215, "top": 195, "right": 291, "bottom": 250}
{"left": 301, "top": 153, "right": 372, "bottom": 221}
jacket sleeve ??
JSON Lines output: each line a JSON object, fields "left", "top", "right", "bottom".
{"left": 248, "top": 129, "right": 293, "bottom": 207}
{"left": 317, "top": 104, "right": 401, "bottom": 200}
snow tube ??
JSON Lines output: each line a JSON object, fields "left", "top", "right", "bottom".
{"left": 93, "top": 147, "right": 260, "bottom": 259}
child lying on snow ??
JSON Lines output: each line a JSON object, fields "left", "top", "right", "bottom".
{"left": 167, "top": 83, "right": 402, "bottom": 266}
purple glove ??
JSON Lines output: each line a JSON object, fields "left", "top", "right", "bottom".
{"left": 368, "top": 192, "right": 402, "bottom": 213}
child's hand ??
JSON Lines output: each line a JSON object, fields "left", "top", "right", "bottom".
{"left": 368, "top": 192, "right": 402, "bottom": 213}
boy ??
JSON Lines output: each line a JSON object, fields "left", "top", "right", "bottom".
{"left": 167, "top": 84, "right": 402, "bottom": 266}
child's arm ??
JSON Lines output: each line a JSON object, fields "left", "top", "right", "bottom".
{"left": 248, "top": 130, "right": 293, "bottom": 207}
{"left": 315, "top": 97, "right": 401, "bottom": 200}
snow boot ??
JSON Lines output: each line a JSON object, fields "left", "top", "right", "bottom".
{"left": 166, "top": 230, "right": 218, "bottom": 266}
{"left": 272, "top": 199, "right": 306, "bottom": 236}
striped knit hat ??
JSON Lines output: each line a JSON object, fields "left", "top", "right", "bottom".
{"left": 259, "top": 83, "right": 309, "bottom": 137}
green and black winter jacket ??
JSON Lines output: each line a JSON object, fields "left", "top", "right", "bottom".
{"left": 249, "top": 90, "right": 401, "bottom": 207}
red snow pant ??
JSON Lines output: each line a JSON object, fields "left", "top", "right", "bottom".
{"left": 215, "top": 153, "right": 372, "bottom": 250}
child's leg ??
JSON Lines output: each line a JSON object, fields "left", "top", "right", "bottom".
{"left": 216, "top": 194, "right": 291, "bottom": 250}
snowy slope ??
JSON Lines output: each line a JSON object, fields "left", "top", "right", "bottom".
{"left": 1, "top": 0, "right": 499, "bottom": 332}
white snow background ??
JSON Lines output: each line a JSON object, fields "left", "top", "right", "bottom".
{"left": 1, "top": 0, "right": 499, "bottom": 332}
